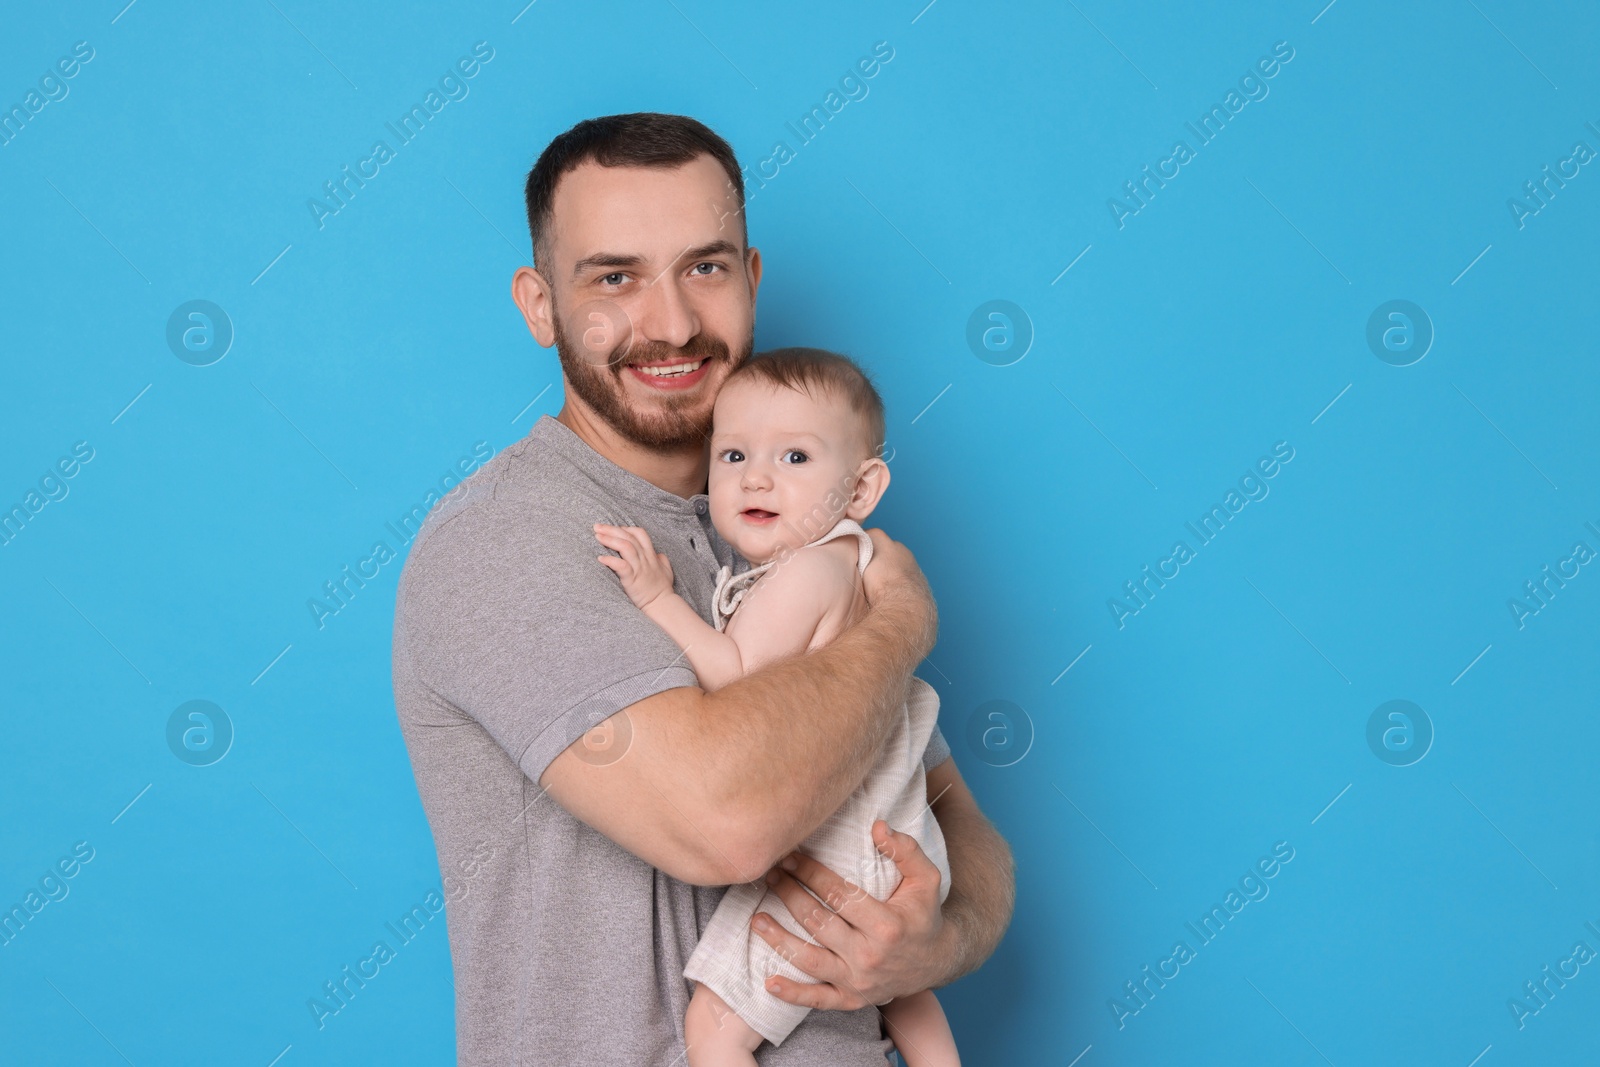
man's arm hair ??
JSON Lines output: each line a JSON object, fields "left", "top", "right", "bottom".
{"left": 926, "top": 756, "right": 1016, "bottom": 986}
{"left": 539, "top": 545, "right": 935, "bottom": 887}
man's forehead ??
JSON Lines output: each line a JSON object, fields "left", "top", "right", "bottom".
{"left": 548, "top": 157, "right": 742, "bottom": 265}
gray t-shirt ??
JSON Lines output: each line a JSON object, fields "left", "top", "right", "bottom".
{"left": 391, "top": 414, "right": 951, "bottom": 1065}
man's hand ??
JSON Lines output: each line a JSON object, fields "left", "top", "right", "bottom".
{"left": 860, "top": 528, "right": 938, "bottom": 664}
{"left": 749, "top": 819, "right": 956, "bottom": 1009}
{"left": 594, "top": 524, "right": 674, "bottom": 609}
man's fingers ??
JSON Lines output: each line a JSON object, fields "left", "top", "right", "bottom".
{"left": 750, "top": 910, "right": 835, "bottom": 982}
{"left": 759, "top": 974, "right": 859, "bottom": 1011}
{"left": 746, "top": 912, "right": 868, "bottom": 1011}
{"left": 780, "top": 849, "right": 875, "bottom": 919}
{"left": 763, "top": 869, "right": 861, "bottom": 955}
{"left": 874, "top": 820, "right": 939, "bottom": 892}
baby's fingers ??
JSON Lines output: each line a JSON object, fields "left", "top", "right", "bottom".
{"left": 626, "top": 526, "right": 659, "bottom": 554}
{"left": 594, "top": 526, "right": 636, "bottom": 554}
{"left": 595, "top": 523, "right": 650, "bottom": 550}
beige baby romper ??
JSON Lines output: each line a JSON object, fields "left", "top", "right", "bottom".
{"left": 682, "top": 517, "right": 952, "bottom": 1047}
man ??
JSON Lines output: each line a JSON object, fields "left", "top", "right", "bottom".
{"left": 392, "top": 113, "right": 1014, "bottom": 1064}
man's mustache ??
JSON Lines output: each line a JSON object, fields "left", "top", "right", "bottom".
{"left": 611, "top": 334, "right": 732, "bottom": 373}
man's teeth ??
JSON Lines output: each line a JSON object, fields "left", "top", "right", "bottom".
{"left": 635, "top": 359, "right": 706, "bottom": 378}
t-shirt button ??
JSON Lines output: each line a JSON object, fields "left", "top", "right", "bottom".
{"left": 694, "top": 501, "right": 708, "bottom": 515}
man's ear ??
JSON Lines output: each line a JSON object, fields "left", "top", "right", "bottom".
{"left": 512, "top": 265, "right": 556, "bottom": 348}
{"left": 745, "top": 245, "right": 763, "bottom": 309}
{"left": 845, "top": 456, "right": 890, "bottom": 522}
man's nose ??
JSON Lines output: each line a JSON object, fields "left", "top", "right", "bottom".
{"left": 630, "top": 274, "right": 699, "bottom": 349}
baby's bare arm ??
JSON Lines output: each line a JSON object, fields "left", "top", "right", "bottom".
{"left": 648, "top": 546, "right": 850, "bottom": 688}
{"left": 556, "top": 526, "right": 937, "bottom": 885}
{"left": 595, "top": 523, "right": 748, "bottom": 690}
{"left": 716, "top": 545, "right": 855, "bottom": 672}
{"left": 638, "top": 592, "right": 746, "bottom": 691}
{"left": 596, "top": 523, "right": 849, "bottom": 690}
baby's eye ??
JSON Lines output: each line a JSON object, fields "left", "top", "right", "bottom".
{"left": 782, "top": 450, "right": 809, "bottom": 464}
{"left": 719, "top": 449, "right": 745, "bottom": 463}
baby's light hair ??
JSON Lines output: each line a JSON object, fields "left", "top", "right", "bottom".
{"left": 723, "top": 347, "right": 887, "bottom": 460}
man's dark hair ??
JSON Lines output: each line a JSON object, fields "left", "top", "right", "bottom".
{"left": 523, "top": 112, "right": 746, "bottom": 270}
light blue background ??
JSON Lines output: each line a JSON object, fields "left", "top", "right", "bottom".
{"left": 3, "top": 1, "right": 1598, "bottom": 1064}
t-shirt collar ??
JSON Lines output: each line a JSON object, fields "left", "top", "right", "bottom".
{"left": 532, "top": 414, "right": 708, "bottom": 514}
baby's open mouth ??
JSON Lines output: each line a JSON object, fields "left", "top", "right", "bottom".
{"left": 741, "top": 508, "right": 778, "bottom": 521}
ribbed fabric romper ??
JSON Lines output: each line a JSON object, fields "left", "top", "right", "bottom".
{"left": 682, "top": 517, "right": 952, "bottom": 1046}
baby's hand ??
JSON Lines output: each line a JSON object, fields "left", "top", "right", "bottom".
{"left": 594, "top": 524, "right": 675, "bottom": 609}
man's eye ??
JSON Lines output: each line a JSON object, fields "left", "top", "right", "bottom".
{"left": 691, "top": 262, "right": 722, "bottom": 276}
{"left": 600, "top": 272, "right": 627, "bottom": 286}
{"left": 783, "top": 450, "right": 808, "bottom": 464}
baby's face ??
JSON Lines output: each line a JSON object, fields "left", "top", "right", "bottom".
{"left": 708, "top": 378, "right": 870, "bottom": 564}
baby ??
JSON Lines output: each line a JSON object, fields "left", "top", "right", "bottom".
{"left": 593, "top": 347, "right": 959, "bottom": 1066}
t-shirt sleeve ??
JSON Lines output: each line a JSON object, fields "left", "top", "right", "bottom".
{"left": 922, "top": 720, "right": 952, "bottom": 772}
{"left": 397, "top": 499, "right": 699, "bottom": 785}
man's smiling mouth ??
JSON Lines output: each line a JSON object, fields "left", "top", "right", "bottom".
{"left": 630, "top": 358, "right": 706, "bottom": 378}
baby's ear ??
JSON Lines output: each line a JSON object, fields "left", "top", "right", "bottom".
{"left": 845, "top": 456, "right": 890, "bottom": 521}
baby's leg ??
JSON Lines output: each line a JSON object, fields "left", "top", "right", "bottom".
{"left": 881, "top": 989, "right": 960, "bottom": 1067}
{"left": 685, "top": 982, "right": 766, "bottom": 1067}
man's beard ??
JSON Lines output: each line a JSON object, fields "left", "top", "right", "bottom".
{"left": 552, "top": 305, "right": 752, "bottom": 450}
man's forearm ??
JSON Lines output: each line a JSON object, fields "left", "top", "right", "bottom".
{"left": 698, "top": 591, "right": 932, "bottom": 872}
{"left": 933, "top": 786, "right": 1016, "bottom": 987}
